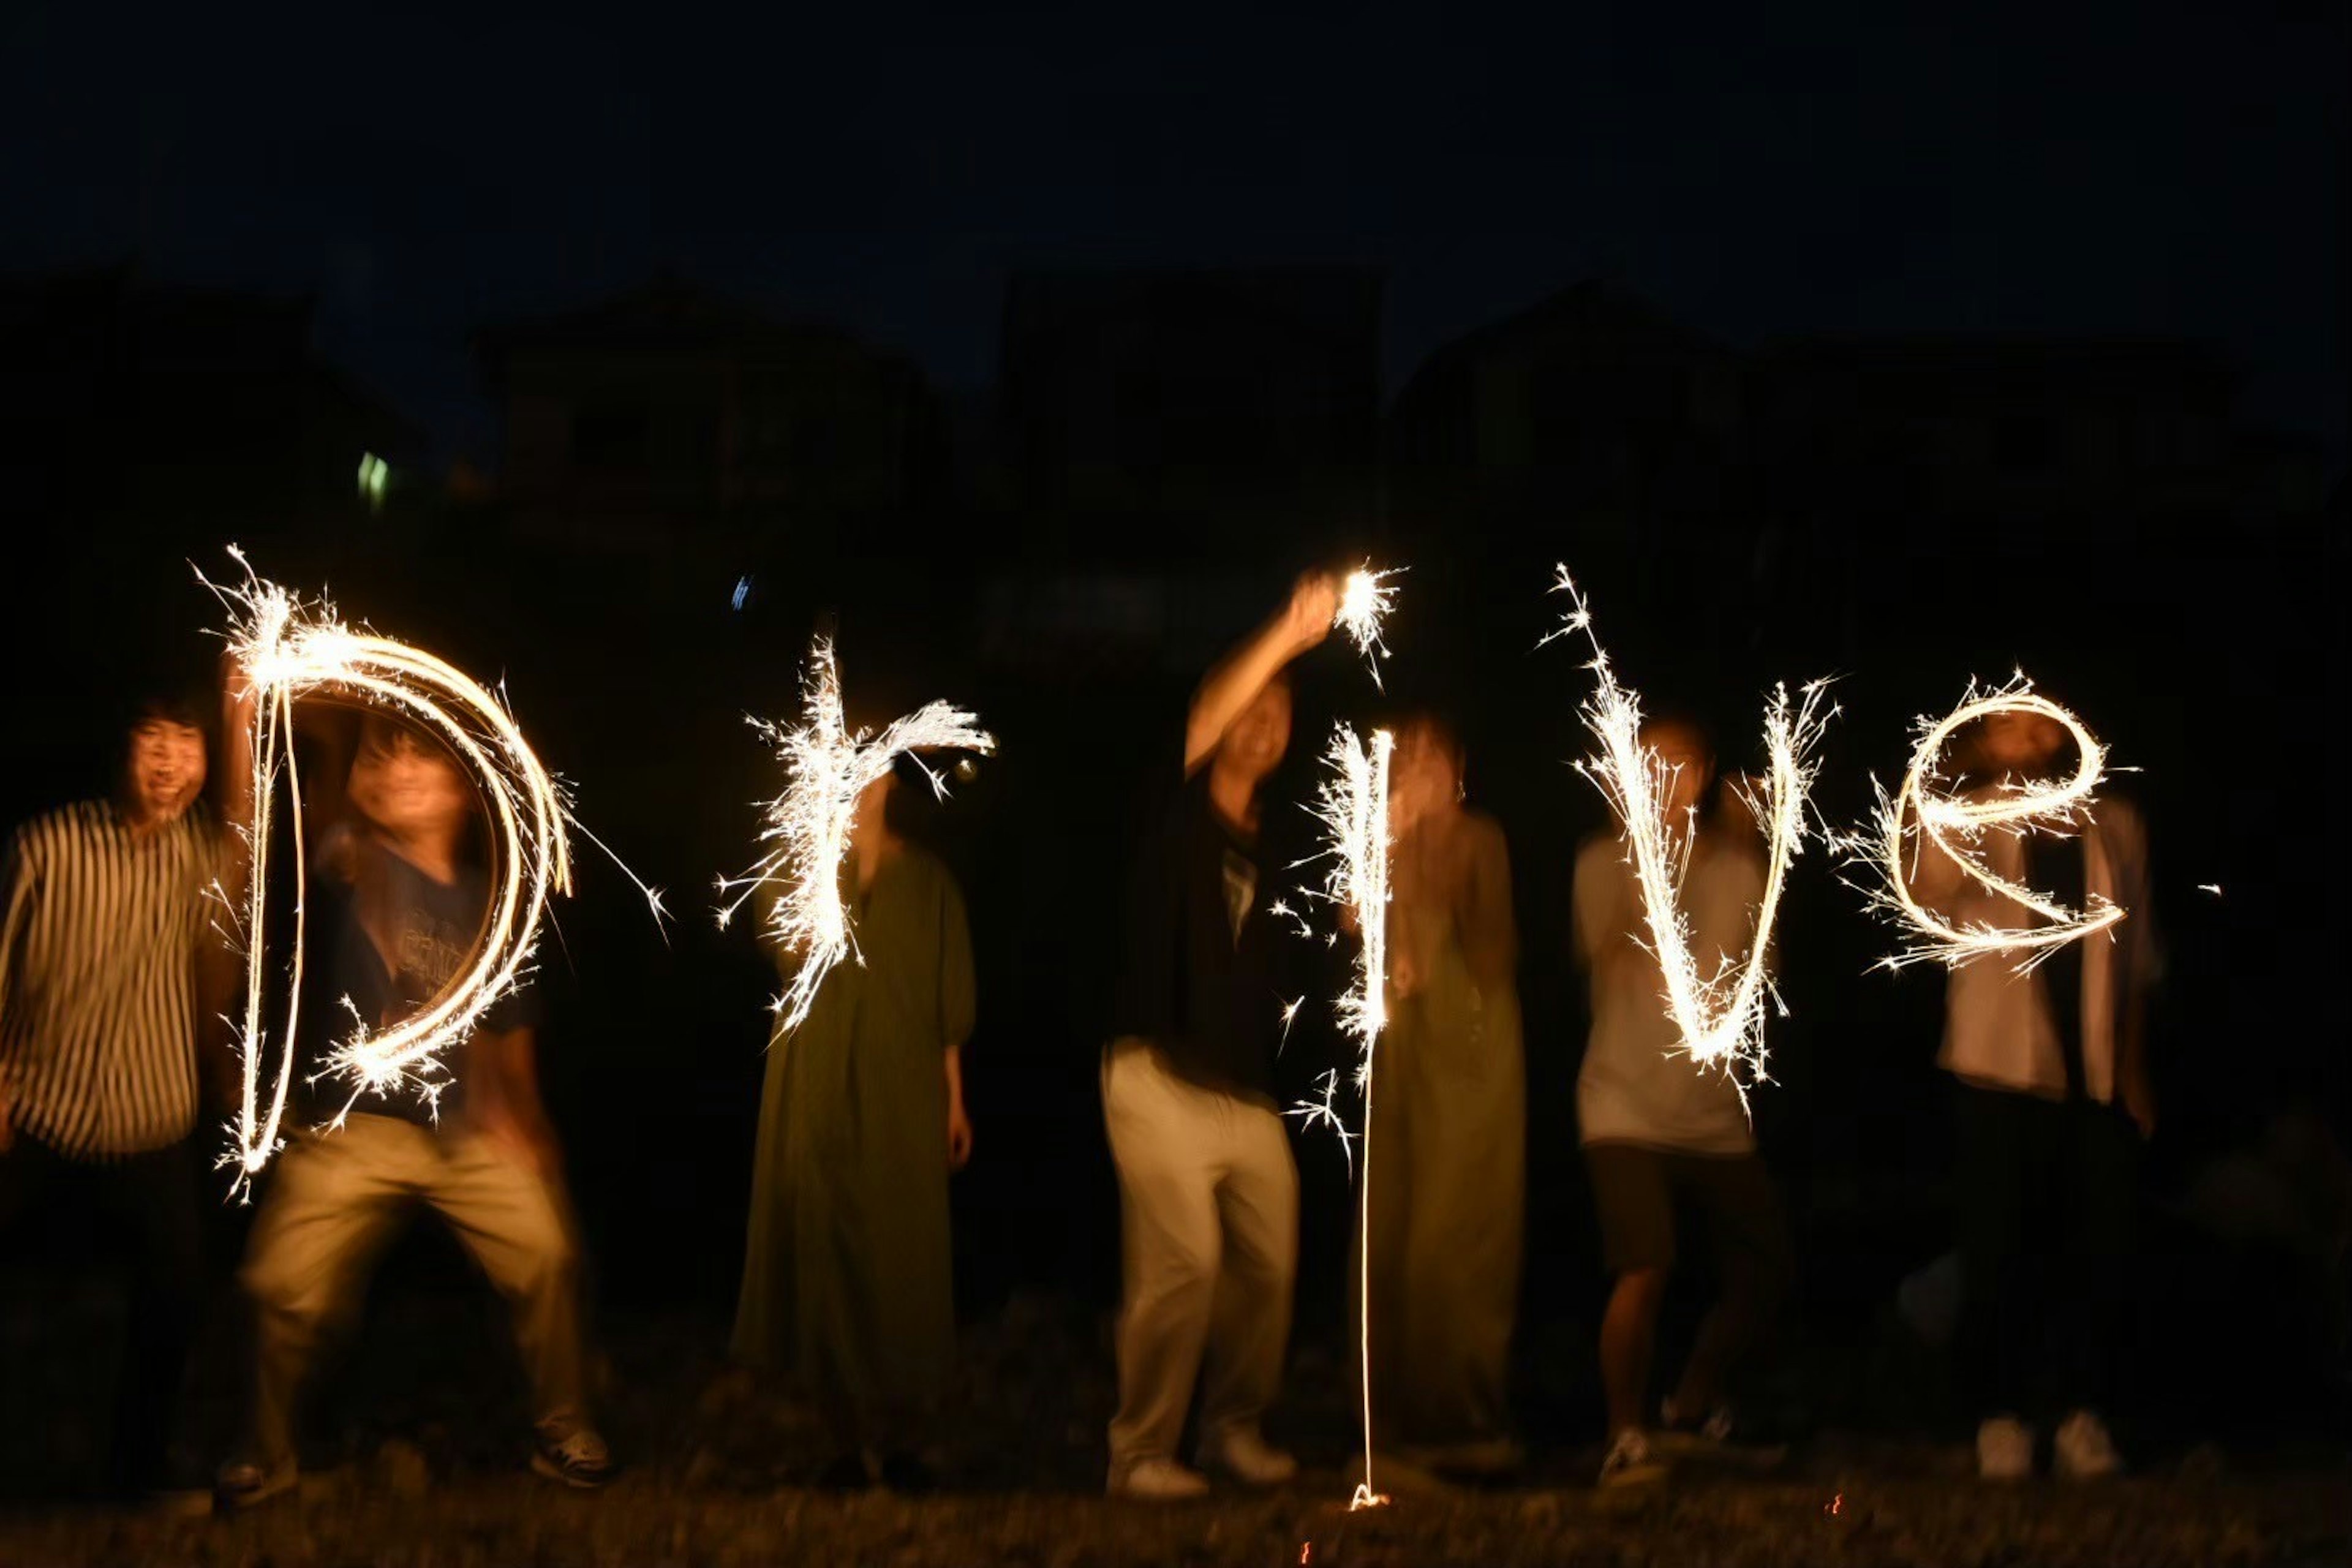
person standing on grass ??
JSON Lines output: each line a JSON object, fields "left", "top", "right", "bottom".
{"left": 0, "top": 685, "right": 224, "bottom": 1504}
{"left": 1572, "top": 712, "right": 1795, "bottom": 1488}
{"left": 1909, "top": 703, "right": 2159, "bottom": 1481}
{"left": 217, "top": 714, "right": 614, "bottom": 1507}
{"left": 1101, "top": 571, "right": 1338, "bottom": 1501}
{"left": 734, "top": 761, "right": 977, "bottom": 1493}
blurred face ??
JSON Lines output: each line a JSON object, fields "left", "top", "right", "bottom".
{"left": 349, "top": 729, "right": 472, "bottom": 841}
{"left": 1645, "top": 721, "right": 1714, "bottom": 824}
{"left": 1978, "top": 709, "right": 2065, "bottom": 775}
{"left": 1217, "top": 680, "right": 1293, "bottom": 785}
{"left": 124, "top": 718, "right": 206, "bottom": 822}
{"left": 1390, "top": 724, "right": 1461, "bottom": 831}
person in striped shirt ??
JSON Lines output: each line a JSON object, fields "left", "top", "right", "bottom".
{"left": 0, "top": 687, "right": 222, "bottom": 1500}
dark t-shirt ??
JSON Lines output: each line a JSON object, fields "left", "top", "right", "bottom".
{"left": 1109, "top": 757, "right": 1290, "bottom": 1101}
{"left": 298, "top": 843, "right": 539, "bottom": 1127}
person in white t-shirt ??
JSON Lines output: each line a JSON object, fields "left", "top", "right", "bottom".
{"left": 1907, "top": 704, "right": 2158, "bottom": 1482}
{"left": 1572, "top": 714, "right": 1793, "bottom": 1488}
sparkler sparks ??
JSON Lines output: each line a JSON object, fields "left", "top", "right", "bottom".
{"left": 715, "top": 637, "right": 993, "bottom": 1039}
{"left": 1333, "top": 565, "right": 1403, "bottom": 690}
{"left": 1855, "top": 677, "right": 2122, "bottom": 971}
{"left": 1547, "top": 567, "right": 1833, "bottom": 1097}
{"left": 204, "top": 550, "right": 660, "bottom": 1196}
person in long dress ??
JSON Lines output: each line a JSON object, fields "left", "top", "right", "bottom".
{"left": 1358, "top": 712, "right": 1526, "bottom": 1476}
{"left": 733, "top": 768, "right": 976, "bottom": 1491}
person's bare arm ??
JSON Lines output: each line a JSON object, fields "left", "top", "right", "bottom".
{"left": 1183, "top": 572, "right": 1340, "bottom": 775}
{"left": 474, "top": 1024, "right": 560, "bottom": 1175}
{"left": 944, "top": 1042, "right": 972, "bottom": 1170}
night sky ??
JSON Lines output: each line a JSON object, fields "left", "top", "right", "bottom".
{"left": 5, "top": 1, "right": 2342, "bottom": 464}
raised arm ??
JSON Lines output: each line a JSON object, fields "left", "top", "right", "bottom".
{"left": 1183, "top": 571, "right": 1340, "bottom": 775}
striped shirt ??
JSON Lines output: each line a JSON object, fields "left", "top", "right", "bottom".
{"left": 0, "top": 799, "right": 214, "bottom": 1159}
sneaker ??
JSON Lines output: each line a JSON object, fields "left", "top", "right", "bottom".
{"left": 1597, "top": 1428, "right": 1668, "bottom": 1488}
{"left": 215, "top": 1455, "right": 298, "bottom": 1511}
{"left": 1977, "top": 1415, "right": 2034, "bottom": 1480}
{"left": 1195, "top": 1427, "right": 1299, "bottom": 1487}
{"left": 1108, "top": 1457, "right": 1212, "bottom": 1501}
{"left": 1655, "top": 1398, "right": 1736, "bottom": 1453}
{"left": 2054, "top": 1409, "right": 2122, "bottom": 1480}
{"left": 531, "top": 1419, "right": 616, "bottom": 1490}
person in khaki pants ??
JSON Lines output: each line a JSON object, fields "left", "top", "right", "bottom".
{"left": 216, "top": 716, "right": 613, "bottom": 1507}
{"left": 1102, "top": 571, "right": 1338, "bottom": 1501}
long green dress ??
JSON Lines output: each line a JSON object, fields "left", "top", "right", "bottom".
{"left": 733, "top": 845, "right": 976, "bottom": 1444}
{"left": 1360, "top": 807, "right": 1525, "bottom": 1452}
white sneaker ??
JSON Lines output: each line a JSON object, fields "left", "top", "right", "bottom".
{"left": 1977, "top": 1415, "right": 2034, "bottom": 1480}
{"left": 2054, "top": 1409, "right": 2122, "bottom": 1479}
{"left": 1196, "top": 1427, "right": 1298, "bottom": 1487}
{"left": 1597, "top": 1428, "right": 1667, "bottom": 1488}
{"left": 1109, "top": 1457, "right": 1212, "bottom": 1501}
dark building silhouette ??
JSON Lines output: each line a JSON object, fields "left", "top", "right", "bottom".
{"left": 473, "top": 276, "right": 948, "bottom": 557}
{"left": 996, "top": 268, "right": 1384, "bottom": 565}
{"left": 1387, "top": 279, "right": 1744, "bottom": 548}
{"left": 1, "top": 265, "right": 422, "bottom": 545}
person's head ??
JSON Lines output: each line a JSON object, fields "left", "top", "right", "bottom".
{"left": 1390, "top": 710, "right": 1465, "bottom": 830}
{"left": 347, "top": 714, "right": 473, "bottom": 848}
{"left": 1975, "top": 706, "right": 2068, "bottom": 778}
{"left": 854, "top": 768, "right": 899, "bottom": 841}
{"left": 1641, "top": 710, "right": 1717, "bottom": 825}
{"left": 119, "top": 690, "right": 208, "bottom": 824}
{"left": 1216, "top": 671, "right": 1294, "bottom": 788}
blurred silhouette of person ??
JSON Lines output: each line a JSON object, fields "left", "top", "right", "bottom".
{"left": 1573, "top": 713, "right": 1793, "bottom": 1488}
{"left": 733, "top": 762, "right": 976, "bottom": 1492}
{"left": 1357, "top": 710, "right": 1525, "bottom": 1475}
{"left": 1101, "top": 570, "right": 1338, "bottom": 1501}
{"left": 1909, "top": 704, "right": 2158, "bottom": 1480}
{"left": 216, "top": 714, "right": 612, "bottom": 1507}
{"left": 0, "top": 685, "right": 221, "bottom": 1502}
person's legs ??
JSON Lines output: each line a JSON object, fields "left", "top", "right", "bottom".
{"left": 427, "top": 1135, "right": 591, "bottom": 1434}
{"left": 98, "top": 1140, "right": 206, "bottom": 1493}
{"left": 1586, "top": 1145, "right": 1676, "bottom": 1439}
{"left": 2051, "top": 1099, "right": 2139, "bottom": 1476}
{"left": 235, "top": 1120, "right": 416, "bottom": 1474}
{"left": 1102, "top": 1042, "right": 1223, "bottom": 1485}
{"left": 1668, "top": 1154, "right": 1794, "bottom": 1424}
{"left": 1954, "top": 1084, "right": 2056, "bottom": 1423}
{"left": 1197, "top": 1096, "right": 1297, "bottom": 1465}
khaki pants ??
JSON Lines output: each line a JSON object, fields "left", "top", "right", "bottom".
{"left": 1102, "top": 1039, "right": 1297, "bottom": 1478}
{"left": 238, "top": 1114, "right": 588, "bottom": 1466}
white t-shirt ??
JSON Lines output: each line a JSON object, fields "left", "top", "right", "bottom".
{"left": 1923, "top": 795, "right": 2160, "bottom": 1103}
{"left": 1573, "top": 831, "right": 1763, "bottom": 1155}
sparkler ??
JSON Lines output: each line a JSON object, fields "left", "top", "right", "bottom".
{"left": 1283, "top": 562, "right": 1404, "bottom": 1512}
{"left": 204, "top": 550, "right": 660, "bottom": 1196}
{"left": 1855, "top": 677, "right": 2122, "bottom": 971}
{"left": 1545, "top": 567, "right": 1833, "bottom": 1096}
{"left": 1333, "top": 565, "right": 1403, "bottom": 690}
{"left": 715, "top": 636, "right": 993, "bottom": 1038}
